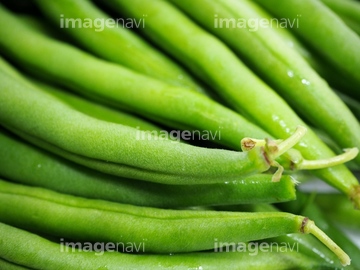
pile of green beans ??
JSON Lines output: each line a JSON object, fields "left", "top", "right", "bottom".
{"left": 0, "top": 0, "right": 359, "bottom": 268}
{"left": 0, "top": 2, "right": 359, "bottom": 206}
{"left": 170, "top": 0, "right": 360, "bottom": 160}
{"left": 105, "top": 0, "right": 360, "bottom": 207}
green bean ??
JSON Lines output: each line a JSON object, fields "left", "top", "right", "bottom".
{"left": 35, "top": 0, "right": 207, "bottom": 94}
{"left": 253, "top": 0, "right": 360, "bottom": 91}
{"left": 0, "top": 180, "right": 350, "bottom": 265}
{"left": 106, "top": 0, "right": 360, "bottom": 207}
{"left": 0, "top": 128, "right": 297, "bottom": 207}
{"left": 2, "top": 67, "right": 310, "bottom": 185}
{"left": 170, "top": 0, "right": 360, "bottom": 163}
{"left": 0, "top": 222, "right": 339, "bottom": 270}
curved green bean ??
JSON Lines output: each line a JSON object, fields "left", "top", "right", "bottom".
{"left": 0, "top": 129, "right": 297, "bottom": 207}
{"left": 0, "top": 222, "right": 337, "bottom": 270}
{"left": 0, "top": 180, "right": 350, "bottom": 265}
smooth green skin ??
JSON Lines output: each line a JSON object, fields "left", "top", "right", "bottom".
{"left": 278, "top": 193, "right": 360, "bottom": 269}
{"left": 338, "top": 16, "right": 360, "bottom": 36}
{"left": 253, "top": 0, "right": 360, "bottom": 91}
{"left": 0, "top": 223, "right": 335, "bottom": 270}
{"left": 107, "top": 0, "right": 360, "bottom": 206}
{"left": 0, "top": 70, "right": 270, "bottom": 185}
{"left": 0, "top": 129, "right": 296, "bottom": 207}
{"left": 0, "top": 179, "right": 305, "bottom": 253}
{"left": 30, "top": 78, "right": 214, "bottom": 141}
{"left": 30, "top": 79, "right": 163, "bottom": 133}
{"left": 217, "top": 203, "right": 353, "bottom": 270}
{"left": 335, "top": 92, "right": 360, "bottom": 121}
{"left": 0, "top": 5, "right": 269, "bottom": 150}
{"left": 315, "top": 193, "right": 360, "bottom": 230}
{"left": 170, "top": 0, "right": 360, "bottom": 162}
{"left": 35, "top": 0, "right": 207, "bottom": 94}
{"left": 321, "top": 0, "right": 360, "bottom": 25}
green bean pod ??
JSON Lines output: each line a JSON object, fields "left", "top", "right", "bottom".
{"left": 0, "top": 129, "right": 297, "bottom": 207}
{"left": 169, "top": 0, "right": 360, "bottom": 162}
{"left": 0, "top": 69, "right": 273, "bottom": 185}
{"left": 253, "top": 0, "right": 360, "bottom": 91}
{"left": 34, "top": 0, "right": 208, "bottom": 94}
{"left": 0, "top": 222, "right": 338, "bottom": 270}
{"left": 104, "top": 0, "right": 360, "bottom": 207}
{"left": 0, "top": 180, "right": 350, "bottom": 265}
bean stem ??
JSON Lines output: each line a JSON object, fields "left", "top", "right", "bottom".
{"left": 241, "top": 136, "right": 359, "bottom": 171}
{"left": 299, "top": 148, "right": 359, "bottom": 170}
{"left": 304, "top": 220, "right": 350, "bottom": 266}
